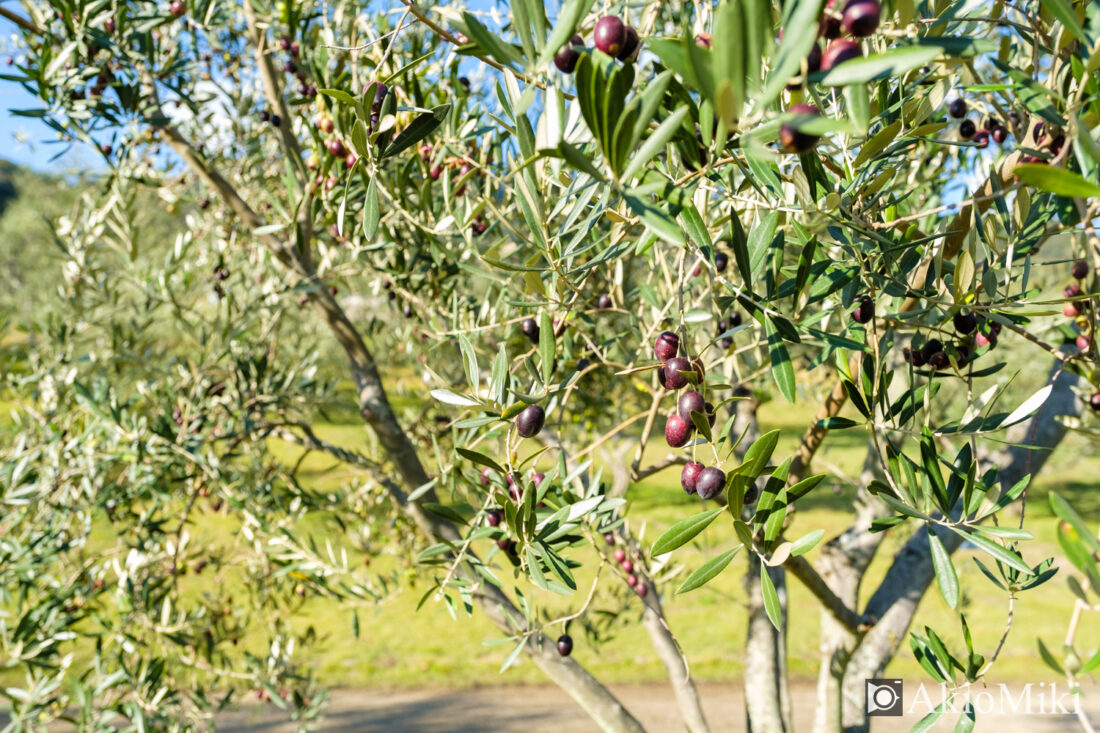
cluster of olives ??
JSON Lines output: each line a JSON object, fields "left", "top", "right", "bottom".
{"left": 553, "top": 15, "right": 641, "bottom": 73}
{"left": 278, "top": 35, "right": 318, "bottom": 99}
{"left": 651, "top": 332, "right": 727, "bottom": 501}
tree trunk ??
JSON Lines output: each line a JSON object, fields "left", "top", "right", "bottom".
{"left": 604, "top": 442, "right": 711, "bottom": 733}
{"left": 744, "top": 553, "right": 791, "bottom": 733}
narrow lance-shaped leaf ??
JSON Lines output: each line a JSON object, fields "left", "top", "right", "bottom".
{"left": 677, "top": 546, "right": 741, "bottom": 594}
{"left": 621, "top": 106, "right": 690, "bottom": 181}
{"left": 929, "top": 530, "right": 959, "bottom": 609}
{"left": 766, "top": 317, "right": 796, "bottom": 403}
{"left": 381, "top": 104, "right": 452, "bottom": 159}
{"left": 759, "top": 563, "right": 784, "bottom": 631}
{"left": 652, "top": 508, "right": 725, "bottom": 555}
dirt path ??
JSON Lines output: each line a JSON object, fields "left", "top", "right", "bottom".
{"left": 217, "top": 681, "right": 1098, "bottom": 731}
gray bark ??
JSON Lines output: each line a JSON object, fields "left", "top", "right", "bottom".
{"left": 641, "top": 594, "right": 712, "bottom": 733}
{"left": 605, "top": 443, "right": 711, "bottom": 733}
{"left": 744, "top": 553, "right": 791, "bottom": 733}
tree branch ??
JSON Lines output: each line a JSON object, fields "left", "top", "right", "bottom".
{"left": 785, "top": 555, "right": 871, "bottom": 634}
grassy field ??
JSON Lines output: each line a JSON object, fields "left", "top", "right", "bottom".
{"left": 254, "top": 393, "right": 1100, "bottom": 691}
{"left": 2, "top": 347, "right": 1097, "bottom": 697}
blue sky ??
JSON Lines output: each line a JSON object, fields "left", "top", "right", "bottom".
{"left": 0, "top": 19, "right": 102, "bottom": 172}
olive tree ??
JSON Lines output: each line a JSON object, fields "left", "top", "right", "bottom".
{"left": 1, "top": 0, "right": 1099, "bottom": 730}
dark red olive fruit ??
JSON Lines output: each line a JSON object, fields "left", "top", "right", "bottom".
{"left": 779, "top": 104, "right": 821, "bottom": 153}
{"left": 480, "top": 466, "right": 494, "bottom": 487}
{"left": 690, "top": 358, "right": 705, "bottom": 385}
{"left": 655, "top": 331, "right": 680, "bottom": 362}
{"left": 973, "top": 131, "right": 990, "bottom": 148}
{"left": 617, "top": 26, "right": 640, "bottom": 61}
{"left": 1032, "top": 122, "right": 1045, "bottom": 141}
{"left": 1065, "top": 302, "right": 1081, "bottom": 318}
{"left": 369, "top": 82, "right": 388, "bottom": 114}
{"left": 991, "top": 125, "right": 1008, "bottom": 144}
{"left": 715, "top": 252, "right": 729, "bottom": 272}
{"left": 531, "top": 472, "right": 545, "bottom": 487}
{"left": 1076, "top": 334, "right": 1090, "bottom": 352}
{"left": 821, "top": 39, "right": 861, "bottom": 71}
{"left": 681, "top": 461, "right": 704, "bottom": 494}
{"left": 820, "top": 0, "right": 842, "bottom": 38}
{"left": 948, "top": 99, "right": 967, "bottom": 119}
{"left": 678, "top": 390, "right": 705, "bottom": 424}
{"left": 807, "top": 43, "right": 823, "bottom": 73}
{"left": 613, "top": 548, "right": 626, "bottom": 563}
{"left": 554, "top": 45, "right": 581, "bottom": 73}
{"left": 841, "top": 0, "right": 880, "bottom": 37}
{"left": 927, "top": 351, "right": 950, "bottom": 369}
{"left": 636, "top": 583, "right": 648, "bottom": 597}
{"left": 663, "top": 357, "right": 692, "bottom": 390}
{"left": 1091, "top": 393, "right": 1100, "bottom": 412}
{"left": 516, "top": 404, "right": 546, "bottom": 438}
{"left": 953, "top": 311, "right": 977, "bottom": 334}
{"left": 665, "top": 414, "right": 692, "bottom": 447}
{"left": 656, "top": 365, "right": 668, "bottom": 388}
{"left": 626, "top": 573, "right": 638, "bottom": 587}
{"left": 168, "top": 0, "right": 185, "bottom": 16}
{"left": 1065, "top": 283, "right": 1082, "bottom": 298}
{"left": 621, "top": 559, "right": 634, "bottom": 574}
{"left": 920, "top": 339, "right": 943, "bottom": 363}
{"left": 328, "top": 139, "right": 346, "bottom": 157}
{"left": 974, "top": 331, "right": 994, "bottom": 349}
{"left": 487, "top": 510, "right": 503, "bottom": 527}
{"left": 851, "top": 296, "right": 874, "bottom": 324}
{"left": 557, "top": 634, "right": 573, "bottom": 657}
{"left": 521, "top": 317, "right": 540, "bottom": 343}
{"left": 959, "top": 119, "right": 976, "bottom": 139}
{"left": 604, "top": 532, "right": 616, "bottom": 546}
{"left": 597, "top": 294, "right": 613, "bottom": 309}
{"left": 593, "top": 16, "right": 627, "bottom": 56}
{"left": 695, "top": 467, "right": 726, "bottom": 500}
{"left": 1073, "top": 261, "right": 1089, "bottom": 280}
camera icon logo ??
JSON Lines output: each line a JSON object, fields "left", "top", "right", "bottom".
{"left": 866, "top": 678, "right": 903, "bottom": 716}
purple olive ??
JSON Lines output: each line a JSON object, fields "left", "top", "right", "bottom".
{"left": 779, "top": 104, "right": 821, "bottom": 153}
{"left": 850, "top": 296, "right": 874, "bottom": 324}
{"left": 821, "top": 39, "right": 861, "bottom": 71}
{"left": 516, "top": 404, "right": 545, "bottom": 438}
{"left": 663, "top": 357, "right": 692, "bottom": 390}
{"left": 665, "top": 414, "right": 692, "bottom": 447}
{"left": 654, "top": 331, "right": 680, "bottom": 362}
{"left": 677, "top": 391, "right": 706, "bottom": 424}
{"left": 681, "top": 461, "right": 704, "bottom": 494}
{"left": 841, "top": 0, "right": 880, "bottom": 37}
{"left": 695, "top": 467, "right": 726, "bottom": 500}
{"left": 953, "top": 311, "right": 977, "bottom": 334}
{"left": 593, "top": 16, "right": 627, "bottom": 56}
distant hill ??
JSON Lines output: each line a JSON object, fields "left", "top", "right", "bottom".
{"left": 0, "top": 159, "right": 83, "bottom": 318}
{"left": 0, "top": 161, "right": 20, "bottom": 217}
